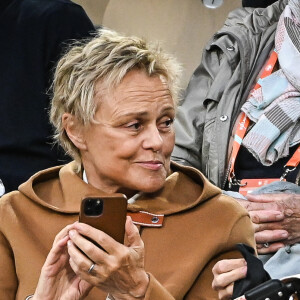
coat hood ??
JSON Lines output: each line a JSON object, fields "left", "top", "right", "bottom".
{"left": 17, "top": 161, "right": 222, "bottom": 215}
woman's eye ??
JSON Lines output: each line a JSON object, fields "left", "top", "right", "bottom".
{"left": 165, "top": 118, "right": 174, "bottom": 127}
{"left": 126, "top": 122, "right": 142, "bottom": 131}
{"left": 159, "top": 118, "right": 174, "bottom": 130}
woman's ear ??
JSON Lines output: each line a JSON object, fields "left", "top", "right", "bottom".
{"left": 62, "top": 113, "right": 87, "bottom": 150}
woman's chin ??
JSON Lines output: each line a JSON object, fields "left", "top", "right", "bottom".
{"left": 138, "top": 180, "right": 165, "bottom": 194}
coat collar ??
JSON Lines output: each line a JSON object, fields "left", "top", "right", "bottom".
{"left": 18, "top": 161, "right": 221, "bottom": 215}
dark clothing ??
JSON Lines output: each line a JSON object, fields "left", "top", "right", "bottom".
{"left": 0, "top": 0, "right": 95, "bottom": 193}
{"left": 226, "top": 144, "right": 299, "bottom": 192}
{"left": 242, "top": 0, "right": 277, "bottom": 8}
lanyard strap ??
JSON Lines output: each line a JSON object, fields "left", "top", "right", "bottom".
{"left": 228, "top": 112, "right": 250, "bottom": 181}
{"left": 286, "top": 146, "right": 300, "bottom": 168}
{"left": 228, "top": 49, "right": 278, "bottom": 184}
{"left": 280, "top": 146, "right": 300, "bottom": 180}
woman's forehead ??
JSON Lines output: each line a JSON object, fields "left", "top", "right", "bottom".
{"left": 94, "top": 70, "right": 173, "bottom": 107}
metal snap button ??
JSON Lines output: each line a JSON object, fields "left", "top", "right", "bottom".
{"left": 226, "top": 46, "right": 234, "bottom": 51}
{"left": 151, "top": 216, "right": 159, "bottom": 223}
{"left": 220, "top": 115, "right": 228, "bottom": 121}
{"left": 202, "top": 0, "right": 223, "bottom": 9}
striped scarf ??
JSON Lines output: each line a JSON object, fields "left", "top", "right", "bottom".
{"left": 241, "top": 0, "right": 300, "bottom": 166}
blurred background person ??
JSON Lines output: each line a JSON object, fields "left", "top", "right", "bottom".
{"left": 0, "top": 0, "right": 95, "bottom": 194}
{"left": 173, "top": 0, "right": 300, "bottom": 287}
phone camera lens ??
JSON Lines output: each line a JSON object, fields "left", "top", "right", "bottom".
{"left": 94, "top": 200, "right": 103, "bottom": 215}
{"left": 84, "top": 198, "right": 103, "bottom": 216}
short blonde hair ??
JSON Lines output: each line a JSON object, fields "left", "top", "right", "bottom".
{"left": 50, "top": 28, "right": 182, "bottom": 166}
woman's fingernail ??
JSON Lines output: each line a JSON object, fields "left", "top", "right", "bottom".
{"left": 69, "top": 230, "right": 75, "bottom": 237}
{"left": 67, "top": 240, "right": 72, "bottom": 247}
{"left": 282, "top": 232, "right": 288, "bottom": 238}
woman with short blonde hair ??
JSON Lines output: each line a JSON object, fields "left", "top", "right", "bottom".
{"left": 0, "top": 29, "right": 255, "bottom": 300}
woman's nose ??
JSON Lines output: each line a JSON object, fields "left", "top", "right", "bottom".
{"left": 143, "top": 125, "right": 163, "bottom": 152}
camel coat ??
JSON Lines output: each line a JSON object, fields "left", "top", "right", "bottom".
{"left": 0, "top": 161, "right": 255, "bottom": 299}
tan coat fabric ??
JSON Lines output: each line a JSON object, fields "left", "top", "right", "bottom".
{"left": 0, "top": 161, "right": 255, "bottom": 299}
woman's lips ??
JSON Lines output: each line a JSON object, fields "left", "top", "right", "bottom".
{"left": 138, "top": 161, "right": 163, "bottom": 170}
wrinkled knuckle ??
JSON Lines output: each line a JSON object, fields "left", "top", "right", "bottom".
{"left": 212, "top": 261, "right": 222, "bottom": 274}
{"left": 122, "top": 247, "right": 131, "bottom": 260}
{"left": 253, "top": 224, "right": 260, "bottom": 232}
{"left": 107, "top": 260, "right": 119, "bottom": 275}
{"left": 275, "top": 203, "right": 281, "bottom": 211}
{"left": 85, "top": 243, "right": 96, "bottom": 255}
{"left": 97, "top": 234, "right": 106, "bottom": 244}
{"left": 251, "top": 214, "right": 260, "bottom": 223}
{"left": 101, "top": 268, "right": 110, "bottom": 281}
{"left": 212, "top": 279, "right": 218, "bottom": 290}
{"left": 217, "top": 260, "right": 229, "bottom": 273}
{"left": 243, "top": 202, "right": 251, "bottom": 210}
{"left": 77, "top": 260, "right": 86, "bottom": 270}
{"left": 212, "top": 277, "right": 221, "bottom": 289}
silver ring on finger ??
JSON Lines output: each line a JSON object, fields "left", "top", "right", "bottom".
{"left": 263, "top": 242, "right": 269, "bottom": 248}
{"left": 88, "top": 262, "right": 96, "bottom": 274}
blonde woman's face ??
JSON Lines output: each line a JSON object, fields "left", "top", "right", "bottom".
{"left": 80, "top": 69, "right": 175, "bottom": 194}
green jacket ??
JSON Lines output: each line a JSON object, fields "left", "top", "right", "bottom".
{"left": 172, "top": 0, "right": 287, "bottom": 188}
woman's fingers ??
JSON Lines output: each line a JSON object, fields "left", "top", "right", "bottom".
{"left": 72, "top": 222, "right": 123, "bottom": 255}
{"left": 217, "top": 283, "right": 234, "bottom": 300}
{"left": 43, "top": 224, "right": 78, "bottom": 270}
{"left": 68, "top": 229, "right": 109, "bottom": 265}
{"left": 125, "top": 216, "right": 143, "bottom": 248}
{"left": 212, "top": 259, "right": 247, "bottom": 291}
{"left": 213, "top": 258, "right": 246, "bottom": 274}
{"left": 254, "top": 229, "right": 288, "bottom": 243}
{"left": 212, "top": 264, "right": 247, "bottom": 290}
{"left": 249, "top": 210, "right": 284, "bottom": 224}
{"left": 67, "top": 219, "right": 148, "bottom": 297}
{"left": 53, "top": 223, "right": 77, "bottom": 245}
{"left": 256, "top": 242, "right": 285, "bottom": 254}
{"left": 254, "top": 230, "right": 286, "bottom": 254}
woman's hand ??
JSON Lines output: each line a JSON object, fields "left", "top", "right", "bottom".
{"left": 236, "top": 193, "right": 300, "bottom": 254}
{"left": 212, "top": 258, "right": 247, "bottom": 300}
{"left": 32, "top": 224, "right": 92, "bottom": 300}
{"left": 67, "top": 216, "right": 149, "bottom": 300}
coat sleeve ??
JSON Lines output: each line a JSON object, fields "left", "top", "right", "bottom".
{"left": 142, "top": 214, "right": 255, "bottom": 299}
{"left": 185, "top": 214, "right": 256, "bottom": 299}
{"left": 0, "top": 230, "right": 17, "bottom": 299}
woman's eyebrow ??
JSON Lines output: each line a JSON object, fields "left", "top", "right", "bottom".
{"left": 117, "top": 111, "right": 149, "bottom": 118}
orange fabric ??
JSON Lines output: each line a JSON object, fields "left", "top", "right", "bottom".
{"left": 286, "top": 146, "right": 300, "bottom": 168}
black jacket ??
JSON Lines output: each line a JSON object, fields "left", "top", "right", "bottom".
{"left": 0, "top": 0, "right": 95, "bottom": 193}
